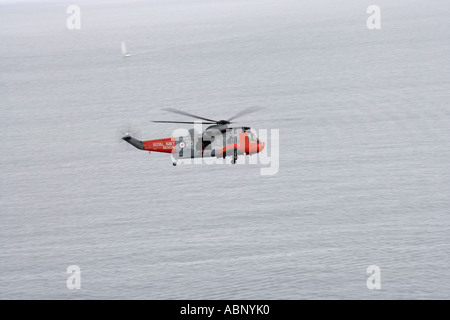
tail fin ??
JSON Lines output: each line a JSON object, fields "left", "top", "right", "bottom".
{"left": 122, "top": 134, "right": 144, "bottom": 150}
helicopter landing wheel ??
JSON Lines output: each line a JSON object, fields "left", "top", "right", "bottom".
{"left": 173, "top": 161, "right": 177, "bottom": 166}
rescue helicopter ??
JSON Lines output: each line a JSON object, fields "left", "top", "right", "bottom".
{"left": 122, "top": 107, "right": 265, "bottom": 166}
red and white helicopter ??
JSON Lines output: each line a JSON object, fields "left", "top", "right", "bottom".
{"left": 123, "top": 107, "right": 265, "bottom": 166}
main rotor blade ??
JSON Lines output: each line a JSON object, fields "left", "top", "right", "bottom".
{"left": 227, "top": 106, "right": 263, "bottom": 122}
{"left": 152, "top": 120, "right": 216, "bottom": 124}
{"left": 162, "top": 108, "right": 219, "bottom": 123}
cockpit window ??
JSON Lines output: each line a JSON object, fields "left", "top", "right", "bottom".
{"left": 248, "top": 133, "right": 257, "bottom": 141}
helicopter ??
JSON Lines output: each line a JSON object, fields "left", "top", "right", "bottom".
{"left": 122, "top": 107, "right": 265, "bottom": 166}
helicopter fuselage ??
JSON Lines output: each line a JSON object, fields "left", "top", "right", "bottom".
{"left": 123, "top": 126, "right": 265, "bottom": 164}
{"left": 123, "top": 107, "right": 264, "bottom": 165}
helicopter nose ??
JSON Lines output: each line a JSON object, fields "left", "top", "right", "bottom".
{"left": 258, "top": 140, "right": 266, "bottom": 152}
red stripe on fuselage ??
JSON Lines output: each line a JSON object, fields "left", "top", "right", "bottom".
{"left": 217, "top": 144, "right": 239, "bottom": 157}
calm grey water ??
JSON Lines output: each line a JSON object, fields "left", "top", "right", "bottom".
{"left": 1, "top": 0, "right": 449, "bottom": 299}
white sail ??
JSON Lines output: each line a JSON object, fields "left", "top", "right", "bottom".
{"left": 121, "top": 41, "right": 127, "bottom": 55}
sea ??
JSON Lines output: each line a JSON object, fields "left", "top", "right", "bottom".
{"left": 0, "top": 0, "right": 449, "bottom": 299}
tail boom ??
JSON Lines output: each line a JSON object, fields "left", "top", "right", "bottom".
{"left": 143, "top": 138, "right": 176, "bottom": 153}
{"left": 123, "top": 135, "right": 176, "bottom": 153}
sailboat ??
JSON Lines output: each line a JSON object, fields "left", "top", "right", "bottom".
{"left": 121, "top": 41, "right": 131, "bottom": 57}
